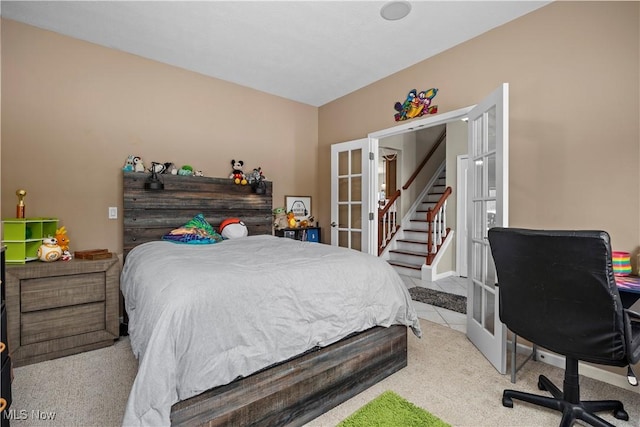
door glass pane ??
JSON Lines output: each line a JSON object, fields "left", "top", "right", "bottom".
{"left": 487, "top": 250, "right": 497, "bottom": 290}
{"left": 473, "top": 202, "right": 484, "bottom": 239}
{"left": 486, "top": 200, "right": 496, "bottom": 233}
{"left": 339, "top": 231, "right": 349, "bottom": 247}
{"left": 351, "top": 149, "right": 362, "bottom": 174}
{"left": 351, "top": 176, "right": 362, "bottom": 202}
{"left": 473, "top": 282, "right": 482, "bottom": 323}
{"left": 351, "top": 204, "right": 362, "bottom": 229}
{"left": 351, "top": 231, "right": 362, "bottom": 251}
{"left": 474, "top": 159, "right": 483, "bottom": 197}
{"left": 487, "top": 106, "right": 496, "bottom": 151}
{"left": 338, "top": 151, "right": 349, "bottom": 175}
{"left": 338, "top": 177, "right": 349, "bottom": 202}
{"left": 338, "top": 204, "right": 348, "bottom": 228}
{"left": 473, "top": 119, "right": 483, "bottom": 156}
{"left": 473, "top": 242, "right": 483, "bottom": 281}
{"left": 485, "top": 288, "right": 495, "bottom": 334}
{"left": 487, "top": 154, "right": 496, "bottom": 197}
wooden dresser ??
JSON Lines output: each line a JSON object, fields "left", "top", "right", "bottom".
{"left": 1, "top": 246, "right": 11, "bottom": 427}
{"left": 5, "top": 257, "right": 119, "bottom": 367}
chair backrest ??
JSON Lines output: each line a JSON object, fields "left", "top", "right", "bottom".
{"left": 488, "top": 228, "right": 627, "bottom": 366}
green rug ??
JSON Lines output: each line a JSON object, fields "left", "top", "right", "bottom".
{"left": 337, "top": 391, "right": 450, "bottom": 427}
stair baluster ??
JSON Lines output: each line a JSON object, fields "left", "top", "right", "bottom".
{"left": 378, "top": 189, "right": 401, "bottom": 256}
{"left": 426, "top": 188, "right": 451, "bottom": 265}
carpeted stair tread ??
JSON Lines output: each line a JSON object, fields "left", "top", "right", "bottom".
{"left": 390, "top": 248, "right": 426, "bottom": 257}
{"left": 387, "top": 260, "right": 421, "bottom": 270}
{"left": 397, "top": 238, "right": 428, "bottom": 245}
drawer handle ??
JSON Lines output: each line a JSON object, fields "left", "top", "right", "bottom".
{"left": 0, "top": 398, "right": 6, "bottom": 412}
{"left": 0, "top": 342, "right": 4, "bottom": 353}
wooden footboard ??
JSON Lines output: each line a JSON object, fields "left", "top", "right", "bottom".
{"left": 170, "top": 325, "right": 408, "bottom": 427}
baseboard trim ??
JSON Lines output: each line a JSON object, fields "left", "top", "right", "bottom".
{"left": 514, "top": 342, "right": 639, "bottom": 394}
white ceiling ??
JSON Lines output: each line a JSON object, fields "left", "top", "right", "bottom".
{"left": 1, "top": 1, "right": 550, "bottom": 107}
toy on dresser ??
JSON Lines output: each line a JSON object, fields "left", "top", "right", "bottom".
{"left": 55, "top": 226, "right": 72, "bottom": 261}
{"left": 37, "top": 236, "right": 62, "bottom": 262}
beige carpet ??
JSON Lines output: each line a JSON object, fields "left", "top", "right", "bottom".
{"left": 9, "top": 319, "right": 640, "bottom": 427}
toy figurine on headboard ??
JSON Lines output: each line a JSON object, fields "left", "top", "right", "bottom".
{"left": 229, "top": 160, "right": 247, "bottom": 185}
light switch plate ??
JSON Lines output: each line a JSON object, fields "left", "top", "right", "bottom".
{"left": 108, "top": 207, "right": 118, "bottom": 219}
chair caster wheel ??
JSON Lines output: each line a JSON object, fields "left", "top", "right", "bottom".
{"left": 502, "top": 396, "right": 513, "bottom": 408}
{"left": 613, "top": 409, "right": 629, "bottom": 421}
{"left": 537, "top": 380, "right": 546, "bottom": 391}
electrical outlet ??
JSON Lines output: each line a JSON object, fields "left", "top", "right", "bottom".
{"left": 108, "top": 207, "right": 118, "bottom": 219}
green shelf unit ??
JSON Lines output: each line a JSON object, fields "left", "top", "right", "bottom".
{"left": 2, "top": 217, "right": 58, "bottom": 264}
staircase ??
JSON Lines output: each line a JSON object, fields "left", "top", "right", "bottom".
{"left": 385, "top": 167, "right": 451, "bottom": 279}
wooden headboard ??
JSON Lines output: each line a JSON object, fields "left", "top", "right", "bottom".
{"left": 123, "top": 172, "right": 273, "bottom": 259}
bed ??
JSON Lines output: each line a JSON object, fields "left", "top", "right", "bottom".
{"left": 121, "top": 172, "right": 421, "bottom": 426}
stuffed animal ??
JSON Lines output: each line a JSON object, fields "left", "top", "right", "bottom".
{"left": 150, "top": 162, "right": 166, "bottom": 174}
{"left": 55, "top": 226, "right": 70, "bottom": 252}
{"left": 55, "top": 226, "right": 73, "bottom": 261}
{"left": 219, "top": 218, "right": 248, "bottom": 239}
{"left": 229, "top": 160, "right": 247, "bottom": 185}
{"left": 161, "top": 162, "right": 178, "bottom": 174}
{"left": 37, "top": 236, "right": 62, "bottom": 262}
{"left": 247, "top": 167, "right": 266, "bottom": 193}
{"left": 287, "top": 211, "right": 297, "bottom": 228}
{"left": 178, "top": 165, "right": 194, "bottom": 176}
{"left": 133, "top": 156, "right": 145, "bottom": 172}
{"left": 273, "top": 207, "right": 288, "bottom": 230}
{"left": 123, "top": 155, "right": 135, "bottom": 172}
{"left": 299, "top": 216, "right": 315, "bottom": 228}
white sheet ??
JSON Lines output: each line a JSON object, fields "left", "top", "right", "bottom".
{"left": 121, "top": 235, "right": 421, "bottom": 426}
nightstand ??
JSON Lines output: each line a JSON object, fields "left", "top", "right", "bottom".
{"left": 275, "top": 227, "right": 321, "bottom": 243}
{"left": 5, "top": 257, "right": 120, "bottom": 367}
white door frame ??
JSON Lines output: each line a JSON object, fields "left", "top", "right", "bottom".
{"left": 456, "top": 154, "right": 469, "bottom": 277}
{"left": 367, "top": 107, "right": 474, "bottom": 254}
{"left": 333, "top": 93, "right": 508, "bottom": 373}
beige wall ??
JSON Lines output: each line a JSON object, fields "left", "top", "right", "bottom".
{"left": 1, "top": 19, "right": 318, "bottom": 254}
{"left": 443, "top": 120, "right": 469, "bottom": 275}
{"left": 319, "top": 1, "right": 640, "bottom": 270}
{"left": 1, "top": 1, "right": 638, "bottom": 263}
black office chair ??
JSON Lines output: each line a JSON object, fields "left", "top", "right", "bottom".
{"left": 488, "top": 228, "right": 640, "bottom": 427}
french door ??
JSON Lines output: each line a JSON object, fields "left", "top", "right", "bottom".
{"left": 330, "top": 138, "right": 377, "bottom": 253}
{"left": 466, "top": 83, "right": 509, "bottom": 374}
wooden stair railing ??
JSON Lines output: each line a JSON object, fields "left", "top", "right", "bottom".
{"left": 377, "top": 128, "right": 447, "bottom": 256}
{"left": 378, "top": 189, "right": 400, "bottom": 255}
{"left": 426, "top": 186, "right": 452, "bottom": 265}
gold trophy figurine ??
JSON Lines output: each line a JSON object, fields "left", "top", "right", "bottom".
{"left": 16, "top": 189, "right": 27, "bottom": 218}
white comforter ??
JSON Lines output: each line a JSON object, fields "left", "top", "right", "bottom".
{"left": 121, "top": 235, "right": 421, "bottom": 426}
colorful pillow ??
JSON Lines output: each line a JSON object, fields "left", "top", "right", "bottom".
{"left": 162, "top": 214, "right": 223, "bottom": 244}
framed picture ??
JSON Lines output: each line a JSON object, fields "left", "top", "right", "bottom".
{"left": 285, "top": 196, "right": 311, "bottom": 221}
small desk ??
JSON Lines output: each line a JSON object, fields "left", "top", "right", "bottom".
{"left": 616, "top": 275, "right": 640, "bottom": 309}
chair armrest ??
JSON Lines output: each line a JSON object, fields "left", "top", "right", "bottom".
{"left": 624, "top": 308, "right": 640, "bottom": 321}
